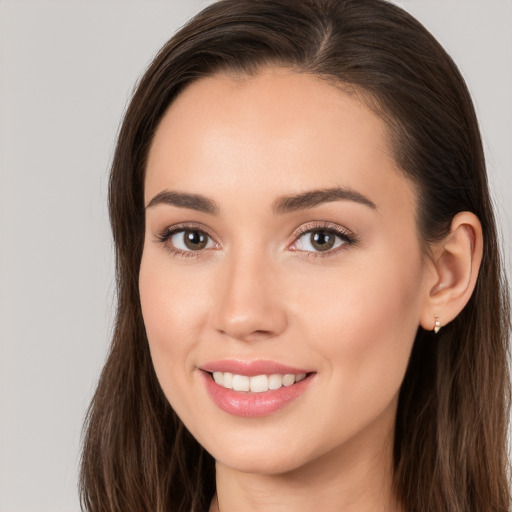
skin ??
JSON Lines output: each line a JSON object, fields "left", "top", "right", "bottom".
{"left": 139, "top": 68, "right": 481, "bottom": 512}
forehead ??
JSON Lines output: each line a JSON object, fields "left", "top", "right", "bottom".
{"left": 145, "top": 67, "right": 415, "bottom": 217}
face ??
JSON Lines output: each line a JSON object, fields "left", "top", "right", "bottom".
{"left": 139, "top": 68, "right": 430, "bottom": 475}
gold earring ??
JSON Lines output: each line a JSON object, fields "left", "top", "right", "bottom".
{"left": 433, "top": 315, "right": 441, "bottom": 334}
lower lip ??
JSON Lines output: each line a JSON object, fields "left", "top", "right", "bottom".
{"left": 200, "top": 371, "right": 315, "bottom": 417}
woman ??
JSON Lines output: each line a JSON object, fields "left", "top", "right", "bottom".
{"left": 80, "top": 0, "right": 511, "bottom": 511}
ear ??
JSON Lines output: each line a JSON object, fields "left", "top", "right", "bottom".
{"left": 419, "top": 211, "right": 483, "bottom": 331}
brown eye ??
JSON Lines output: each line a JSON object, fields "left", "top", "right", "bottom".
{"left": 183, "top": 231, "right": 208, "bottom": 251}
{"left": 182, "top": 230, "right": 209, "bottom": 250}
{"left": 310, "top": 231, "right": 336, "bottom": 251}
{"left": 168, "top": 229, "right": 214, "bottom": 252}
{"left": 293, "top": 227, "right": 353, "bottom": 254}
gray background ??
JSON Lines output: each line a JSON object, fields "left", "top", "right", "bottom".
{"left": 0, "top": 1, "right": 510, "bottom": 511}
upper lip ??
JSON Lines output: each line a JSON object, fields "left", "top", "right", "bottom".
{"left": 200, "top": 359, "right": 313, "bottom": 376}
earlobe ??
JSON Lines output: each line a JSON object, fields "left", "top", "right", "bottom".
{"left": 420, "top": 211, "right": 483, "bottom": 331}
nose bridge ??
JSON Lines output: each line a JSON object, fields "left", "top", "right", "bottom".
{"left": 212, "top": 245, "right": 287, "bottom": 341}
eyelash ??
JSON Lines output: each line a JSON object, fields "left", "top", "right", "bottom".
{"left": 154, "top": 223, "right": 216, "bottom": 260}
{"left": 154, "top": 221, "right": 357, "bottom": 260}
{"left": 291, "top": 222, "right": 357, "bottom": 259}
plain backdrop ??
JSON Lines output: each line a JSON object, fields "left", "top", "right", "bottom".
{"left": 0, "top": 1, "right": 510, "bottom": 511}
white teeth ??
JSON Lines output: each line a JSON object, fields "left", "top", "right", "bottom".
{"left": 232, "top": 374, "right": 250, "bottom": 392}
{"left": 282, "top": 374, "right": 295, "bottom": 387}
{"left": 250, "top": 374, "right": 268, "bottom": 392}
{"left": 268, "top": 374, "right": 283, "bottom": 390}
{"left": 211, "top": 371, "right": 308, "bottom": 392}
{"left": 223, "top": 372, "right": 234, "bottom": 389}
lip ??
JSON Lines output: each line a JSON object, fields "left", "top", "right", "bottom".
{"left": 198, "top": 359, "right": 316, "bottom": 418}
{"left": 200, "top": 359, "right": 312, "bottom": 376}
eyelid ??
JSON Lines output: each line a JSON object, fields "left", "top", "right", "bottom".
{"left": 288, "top": 221, "right": 357, "bottom": 257}
{"left": 154, "top": 221, "right": 216, "bottom": 241}
{"left": 153, "top": 222, "right": 220, "bottom": 258}
{"left": 154, "top": 220, "right": 357, "bottom": 259}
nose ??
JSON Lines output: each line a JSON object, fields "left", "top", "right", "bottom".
{"left": 211, "top": 250, "right": 288, "bottom": 342}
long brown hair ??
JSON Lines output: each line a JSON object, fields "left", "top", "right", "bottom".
{"left": 80, "top": 1, "right": 511, "bottom": 511}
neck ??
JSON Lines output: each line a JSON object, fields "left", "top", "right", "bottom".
{"left": 210, "top": 416, "right": 402, "bottom": 512}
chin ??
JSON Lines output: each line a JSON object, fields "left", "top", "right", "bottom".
{"left": 215, "top": 449, "right": 308, "bottom": 476}
{"left": 201, "top": 429, "right": 323, "bottom": 476}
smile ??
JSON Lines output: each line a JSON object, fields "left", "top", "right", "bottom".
{"left": 199, "top": 360, "right": 315, "bottom": 417}
{"left": 212, "top": 371, "right": 307, "bottom": 392}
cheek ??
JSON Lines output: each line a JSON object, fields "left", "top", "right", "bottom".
{"left": 295, "top": 242, "right": 425, "bottom": 409}
{"left": 138, "top": 249, "right": 208, "bottom": 397}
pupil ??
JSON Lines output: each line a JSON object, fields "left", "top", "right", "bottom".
{"left": 311, "top": 231, "right": 334, "bottom": 251}
{"left": 184, "top": 230, "right": 207, "bottom": 250}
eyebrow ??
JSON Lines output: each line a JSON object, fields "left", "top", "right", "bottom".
{"left": 145, "top": 190, "right": 219, "bottom": 215}
{"left": 272, "top": 186, "right": 377, "bottom": 214}
{"left": 145, "top": 186, "right": 376, "bottom": 215}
